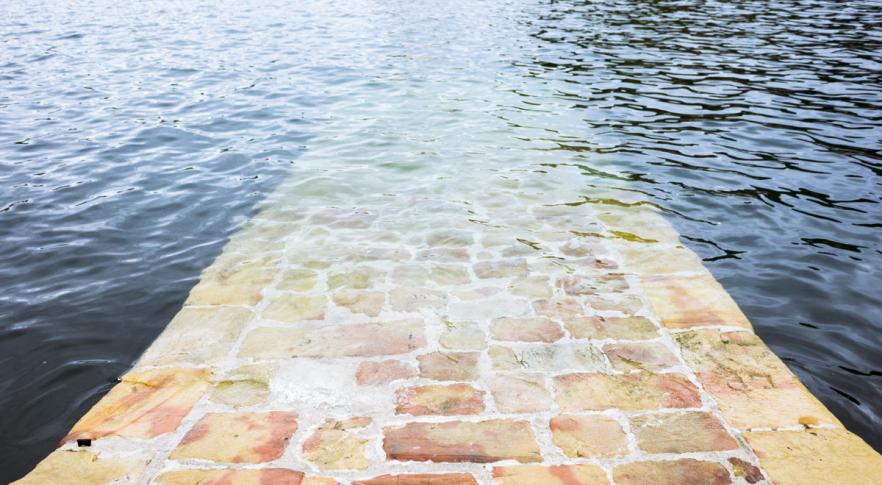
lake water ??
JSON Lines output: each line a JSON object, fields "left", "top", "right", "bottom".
{"left": 1, "top": 0, "right": 880, "bottom": 481}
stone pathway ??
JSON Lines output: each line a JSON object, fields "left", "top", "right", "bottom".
{"left": 17, "top": 168, "right": 882, "bottom": 485}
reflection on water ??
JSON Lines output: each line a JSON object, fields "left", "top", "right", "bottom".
{"left": 1, "top": 0, "right": 880, "bottom": 479}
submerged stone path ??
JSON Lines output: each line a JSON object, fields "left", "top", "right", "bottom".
{"left": 17, "top": 166, "right": 882, "bottom": 484}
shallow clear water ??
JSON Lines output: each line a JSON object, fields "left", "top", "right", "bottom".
{"left": 1, "top": 0, "right": 880, "bottom": 480}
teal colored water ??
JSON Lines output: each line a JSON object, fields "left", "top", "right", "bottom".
{"left": 1, "top": 0, "right": 880, "bottom": 480}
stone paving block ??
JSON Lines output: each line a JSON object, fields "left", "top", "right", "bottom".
{"left": 439, "top": 322, "right": 487, "bottom": 351}
{"left": 488, "top": 373, "right": 553, "bottom": 413}
{"left": 383, "top": 420, "right": 542, "bottom": 463}
{"left": 328, "top": 267, "right": 382, "bottom": 289}
{"left": 170, "top": 411, "right": 298, "bottom": 463}
{"left": 417, "top": 247, "right": 471, "bottom": 262}
{"left": 395, "top": 383, "right": 485, "bottom": 415}
{"left": 356, "top": 360, "right": 417, "bottom": 385}
{"left": 584, "top": 294, "right": 644, "bottom": 314}
{"left": 278, "top": 268, "right": 319, "bottom": 291}
{"left": 239, "top": 320, "right": 426, "bottom": 358}
{"left": 264, "top": 294, "right": 327, "bottom": 322}
{"left": 565, "top": 315, "right": 659, "bottom": 340}
{"left": 186, "top": 253, "right": 278, "bottom": 305}
{"left": 604, "top": 341, "right": 679, "bottom": 371}
{"left": 392, "top": 264, "right": 430, "bottom": 286}
{"left": 554, "top": 372, "right": 701, "bottom": 411}
{"left": 63, "top": 367, "right": 210, "bottom": 442}
{"left": 12, "top": 450, "right": 146, "bottom": 485}
{"left": 744, "top": 429, "right": 882, "bottom": 485}
{"left": 640, "top": 274, "right": 751, "bottom": 329}
{"left": 418, "top": 351, "right": 480, "bottom": 381}
{"left": 154, "top": 469, "right": 306, "bottom": 485}
{"left": 558, "top": 273, "right": 629, "bottom": 295}
{"left": 491, "top": 317, "right": 564, "bottom": 343}
{"left": 210, "top": 363, "right": 276, "bottom": 407}
{"left": 675, "top": 329, "right": 840, "bottom": 429}
{"left": 354, "top": 474, "right": 478, "bottom": 485}
{"left": 533, "top": 298, "right": 584, "bottom": 318}
{"left": 619, "top": 245, "right": 707, "bottom": 275}
{"left": 448, "top": 296, "right": 531, "bottom": 320}
{"left": 630, "top": 411, "right": 738, "bottom": 453}
{"left": 303, "top": 417, "right": 372, "bottom": 470}
{"left": 550, "top": 414, "right": 628, "bottom": 458}
{"left": 475, "top": 258, "right": 529, "bottom": 278}
{"left": 613, "top": 459, "right": 732, "bottom": 485}
{"left": 430, "top": 264, "right": 471, "bottom": 284}
{"left": 138, "top": 306, "right": 252, "bottom": 366}
{"left": 332, "top": 290, "right": 385, "bottom": 316}
{"left": 390, "top": 287, "right": 448, "bottom": 311}
{"left": 492, "top": 464, "right": 609, "bottom": 485}
{"left": 489, "top": 343, "right": 608, "bottom": 372}
{"left": 507, "top": 276, "right": 553, "bottom": 298}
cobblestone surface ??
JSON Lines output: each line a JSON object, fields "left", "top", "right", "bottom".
{"left": 15, "top": 170, "right": 882, "bottom": 484}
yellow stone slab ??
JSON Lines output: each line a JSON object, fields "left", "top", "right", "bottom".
{"left": 744, "top": 429, "right": 882, "bottom": 485}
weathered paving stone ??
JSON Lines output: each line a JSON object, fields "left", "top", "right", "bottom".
{"left": 354, "top": 474, "right": 478, "bottom": 485}
{"left": 492, "top": 464, "right": 609, "bottom": 485}
{"left": 604, "top": 341, "right": 679, "bottom": 371}
{"left": 554, "top": 372, "right": 701, "bottom": 411}
{"left": 278, "top": 268, "right": 318, "bottom": 291}
{"left": 418, "top": 351, "right": 480, "bottom": 381}
{"left": 383, "top": 420, "right": 542, "bottom": 463}
{"left": 154, "top": 469, "right": 306, "bottom": 485}
{"left": 395, "top": 383, "right": 485, "bottom": 415}
{"left": 328, "top": 267, "right": 382, "bottom": 289}
{"left": 630, "top": 411, "right": 738, "bottom": 453}
{"left": 489, "top": 344, "right": 607, "bottom": 372}
{"left": 475, "top": 258, "right": 529, "bottom": 278}
{"left": 430, "top": 264, "right": 471, "bottom": 284}
{"left": 549, "top": 415, "right": 628, "bottom": 458}
{"left": 186, "top": 253, "right": 279, "bottom": 305}
{"left": 239, "top": 320, "right": 426, "bottom": 358}
{"left": 211, "top": 363, "right": 276, "bottom": 407}
{"left": 264, "top": 294, "right": 327, "bottom": 322}
{"left": 491, "top": 317, "right": 564, "bottom": 343}
{"left": 557, "top": 274, "right": 628, "bottom": 296}
{"left": 356, "top": 360, "right": 417, "bottom": 385}
{"left": 171, "top": 411, "right": 298, "bottom": 463}
{"left": 439, "top": 322, "right": 487, "bottom": 351}
{"left": 390, "top": 287, "right": 448, "bottom": 312}
{"left": 640, "top": 274, "right": 751, "bottom": 329}
{"left": 619, "top": 245, "right": 707, "bottom": 275}
{"left": 507, "top": 276, "right": 553, "bottom": 298}
{"left": 417, "top": 247, "right": 470, "bottom": 262}
{"left": 63, "top": 367, "right": 210, "bottom": 442}
{"left": 488, "top": 374, "right": 552, "bottom": 413}
{"left": 332, "top": 290, "right": 385, "bottom": 316}
{"left": 426, "top": 229, "right": 474, "bottom": 247}
{"left": 303, "top": 417, "right": 372, "bottom": 470}
{"left": 392, "top": 264, "right": 430, "bottom": 286}
{"left": 564, "top": 315, "right": 659, "bottom": 340}
{"left": 533, "top": 298, "right": 584, "bottom": 318}
{"left": 138, "top": 306, "right": 252, "bottom": 366}
{"left": 584, "top": 294, "right": 644, "bottom": 314}
{"left": 613, "top": 459, "right": 732, "bottom": 485}
{"left": 675, "top": 329, "right": 839, "bottom": 429}
{"left": 448, "top": 296, "right": 531, "bottom": 320}
{"left": 12, "top": 450, "right": 146, "bottom": 485}
{"left": 727, "top": 458, "right": 765, "bottom": 484}
{"left": 744, "top": 429, "right": 882, "bottom": 485}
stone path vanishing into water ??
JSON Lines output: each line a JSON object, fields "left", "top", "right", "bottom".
{"left": 16, "top": 165, "right": 882, "bottom": 484}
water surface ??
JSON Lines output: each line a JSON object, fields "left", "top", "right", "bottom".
{"left": 1, "top": 0, "right": 880, "bottom": 480}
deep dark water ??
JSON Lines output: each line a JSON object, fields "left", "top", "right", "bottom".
{"left": 1, "top": 0, "right": 881, "bottom": 481}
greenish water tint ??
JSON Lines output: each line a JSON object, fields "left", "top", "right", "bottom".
{"left": 1, "top": 0, "right": 880, "bottom": 480}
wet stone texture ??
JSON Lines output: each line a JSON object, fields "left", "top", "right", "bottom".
{"left": 19, "top": 178, "right": 881, "bottom": 483}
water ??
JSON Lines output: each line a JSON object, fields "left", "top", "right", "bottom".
{"left": 1, "top": 0, "right": 880, "bottom": 480}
